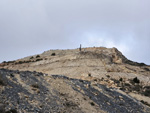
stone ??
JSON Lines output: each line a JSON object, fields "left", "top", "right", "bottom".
{"left": 0, "top": 104, "right": 5, "bottom": 113}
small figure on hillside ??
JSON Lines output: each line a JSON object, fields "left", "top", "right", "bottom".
{"left": 79, "top": 44, "right": 82, "bottom": 51}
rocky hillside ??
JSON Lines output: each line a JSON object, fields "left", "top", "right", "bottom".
{"left": 0, "top": 69, "right": 150, "bottom": 113}
{"left": 0, "top": 47, "right": 150, "bottom": 113}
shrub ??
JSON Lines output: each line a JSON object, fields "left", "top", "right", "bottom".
{"left": 36, "top": 58, "right": 43, "bottom": 61}
{"left": 31, "top": 84, "right": 39, "bottom": 89}
{"left": 18, "top": 61, "right": 24, "bottom": 64}
{"left": 30, "top": 56, "right": 34, "bottom": 59}
{"left": 119, "top": 78, "right": 123, "bottom": 81}
{"left": 132, "top": 77, "right": 140, "bottom": 83}
{"left": 51, "top": 53, "right": 56, "bottom": 56}
{"left": 106, "top": 75, "right": 110, "bottom": 78}
{"left": 139, "top": 63, "right": 146, "bottom": 66}
{"left": 143, "top": 68, "right": 150, "bottom": 71}
{"left": 2, "top": 61, "right": 6, "bottom": 63}
{"left": 7, "top": 61, "right": 15, "bottom": 63}
{"left": 36, "top": 55, "right": 40, "bottom": 58}
{"left": 88, "top": 73, "right": 91, "bottom": 77}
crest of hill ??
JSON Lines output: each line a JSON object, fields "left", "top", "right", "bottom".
{"left": 0, "top": 47, "right": 149, "bottom": 80}
{"left": 9, "top": 47, "right": 147, "bottom": 66}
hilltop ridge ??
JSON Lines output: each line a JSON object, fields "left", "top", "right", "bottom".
{"left": 0, "top": 47, "right": 149, "bottom": 78}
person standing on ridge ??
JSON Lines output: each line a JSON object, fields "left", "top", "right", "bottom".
{"left": 79, "top": 44, "right": 82, "bottom": 51}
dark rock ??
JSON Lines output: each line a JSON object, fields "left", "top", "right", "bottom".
{"left": 141, "top": 100, "right": 150, "bottom": 107}
{"left": 5, "top": 109, "right": 17, "bottom": 113}
{"left": 132, "top": 77, "right": 140, "bottom": 83}
{"left": 63, "top": 101, "right": 77, "bottom": 107}
{"left": 0, "top": 79, "right": 5, "bottom": 86}
{"left": 0, "top": 69, "right": 150, "bottom": 113}
{"left": 10, "top": 74, "right": 14, "bottom": 77}
{"left": 124, "top": 83, "right": 131, "bottom": 87}
{"left": 143, "top": 68, "right": 150, "bottom": 71}
{"left": 133, "top": 85, "right": 142, "bottom": 92}
{"left": 0, "top": 74, "right": 6, "bottom": 86}
{"left": 0, "top": 104, "right": 5, "bottom": 113}
{"left": 90, "top": 102, "right": 95, "bottom": 106}
{"left": 119, "top": 87, "right": 125, "bottom": 91}
{"left": 144, "top": 86, "right": 150, "bottom": 89}
{"left": 143, "top": 89, "right": 150, "bottom": 96}
{"left": 79, "top": 80, "right": 84, "bottom": 83}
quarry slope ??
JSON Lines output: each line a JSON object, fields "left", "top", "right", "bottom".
{"left": 0, "top": 69, "right": 150, "bottom": 113}
{"left": 0, "top": 47, "right": 150, "bottom": 112}
{"left": 1, "top": 47, "right": 150, "bottom": 83}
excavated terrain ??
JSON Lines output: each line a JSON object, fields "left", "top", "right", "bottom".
{"left": 0, "top": 47, "right": 150, "bottom": 113}
{"left": 0, "top": 69, "right": 150, "bottom": 113}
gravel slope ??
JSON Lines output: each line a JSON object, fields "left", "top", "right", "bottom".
{"left": 0, "top": 69, "right": 150, "bottom": 113}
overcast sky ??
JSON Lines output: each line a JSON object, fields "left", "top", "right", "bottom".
{"left": 0, "top": 0, "right": 150, "bottom": 64}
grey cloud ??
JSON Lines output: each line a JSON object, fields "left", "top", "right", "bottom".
{"left": 0, "top": 0, "right": 150, "bottom": 64}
